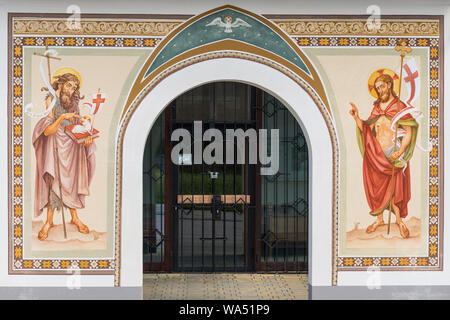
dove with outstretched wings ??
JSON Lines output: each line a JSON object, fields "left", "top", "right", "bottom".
{"left": 206, "top": 16, "right": 251, "bottom": 33}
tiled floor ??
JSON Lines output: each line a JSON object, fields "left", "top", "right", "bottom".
{"left": 143, "top": 273, "right": 309, "bottom": 300}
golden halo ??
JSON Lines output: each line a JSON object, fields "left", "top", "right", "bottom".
{"left": 367, "top": 68, "right": 400, "bottom": 98}
{"left": 51, "top": 67, "right": 82, "bottom": 89}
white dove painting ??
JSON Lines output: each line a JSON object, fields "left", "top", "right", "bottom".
{"left": 206, "top": 16, "right": 251, "bottom": 33}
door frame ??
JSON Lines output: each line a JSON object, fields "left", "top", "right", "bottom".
{"left": 121, "top": 57, "right": 335, "bottom": 287}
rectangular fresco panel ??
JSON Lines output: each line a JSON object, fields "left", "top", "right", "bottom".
{"left": 9, "top": 17, "right": 157, "bottom": 276}
{"left": 296, "top": 27, "right": 442, "bottom": 272}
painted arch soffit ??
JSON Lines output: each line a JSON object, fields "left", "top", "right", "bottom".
{"left": 122, "top": 5, "right": 331, "bottom": 121}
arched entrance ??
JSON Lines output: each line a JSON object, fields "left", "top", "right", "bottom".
{"left": 120, "top": 57, "right": 334, "bottom": 288}
{"left": 143, "top": 82, "right": 308, "bottom": 272}
{"left": 117, "top": 4, "right": 336, "bottom": 289}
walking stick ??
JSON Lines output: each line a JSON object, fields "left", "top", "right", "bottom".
{"left": 38, "top": 41, "right": 68, "bottom": 239}
{"left": 387, "top": 41, "right": 411, "bottom": 235}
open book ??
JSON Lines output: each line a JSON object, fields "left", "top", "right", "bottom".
{"left": 65, "top": 124, "right": 99, "bottom": 144}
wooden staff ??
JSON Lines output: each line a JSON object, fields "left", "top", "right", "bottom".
{"left": 36, "top": 40, "right": 68, "bottom": 239}
{"left": 387, "top": 41, "right": 411, "bottom": 235}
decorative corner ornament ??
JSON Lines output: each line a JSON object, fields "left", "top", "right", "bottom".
{"left": 206, "top": 16, "right": 251, "bottom": 33}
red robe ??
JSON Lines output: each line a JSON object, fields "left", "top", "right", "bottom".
{"left": 362, "top": 98, "right": 413, "bottom": 218}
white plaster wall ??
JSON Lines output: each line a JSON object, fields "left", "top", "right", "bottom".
{"left": 0, "top": 0, "right": 448, "bottom": 291}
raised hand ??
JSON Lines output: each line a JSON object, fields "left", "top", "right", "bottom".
{"left": 349, "top": 102, "right": 359, "bottom": 119}
{"left": 349, "top": 102, "right": 363, "bottom": 131}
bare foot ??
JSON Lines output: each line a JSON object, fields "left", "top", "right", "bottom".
{"left": 38, "top": 222, "right": 54, "bottom": 241}
{"left": 397, "top": 221, "right": 410, "bottom": 239}
{"left": 70, "top": 218, "right": 89, "bottom": 234}
{"left": 366, "top": 220, "right": 385, "bottom": 233}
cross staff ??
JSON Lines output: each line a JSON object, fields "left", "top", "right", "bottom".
{"left": 387, "top": 41, "right": 412, "bottom": 235}
{"left": 34, "top": 39, "right": 68, "bottom": 239}
{"left": 33, "top": 43, "right": 62, "bottom": 81}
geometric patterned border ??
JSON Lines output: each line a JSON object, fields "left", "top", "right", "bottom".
{"left": 293, "top": 35, "right": 442, "bottom": 271}
{"left": 8, "top": 33, "right": 159, "bottom": 274}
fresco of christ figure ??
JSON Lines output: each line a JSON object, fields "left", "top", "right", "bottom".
{"left": 349, "top": 70, "right": 419, "bottom": 239}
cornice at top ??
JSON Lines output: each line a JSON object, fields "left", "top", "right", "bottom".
{"left": 12, "top": 17, "right": 439, "bottom": 37}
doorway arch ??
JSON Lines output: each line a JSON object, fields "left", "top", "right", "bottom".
{"left": 119, "top": 57, "right": 335, "bottom": 289}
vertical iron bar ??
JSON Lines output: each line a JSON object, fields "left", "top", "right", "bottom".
{"left": 201, "top": 85, "right": 206, "bottom": 271}
{"left": 305, "top": 123, "right": 309, "bottom": 272}
{"left": 243, "top": 85, "right": 248, "bottom": 271}
{"left": 255, "top": 87, "right": 262, "bottom": 272}
{"left": 148, "top": 122, "right": 153, "bottom": 268}
{"left": 212, "top": 83, "right": 216, "bottom": 271}
{"left": 233, "top": 83, "right": 237, "bottom": 270}
{"left": 221, "top": 82, "right": 228, "bottom": 270}
{"left": 180, "top": 93, "right": 185, "bottom": 270}
{"left": 284, "top": 101, "right": 288, "bottom": 269}
{"left": 191, "top": 88, "right": 195, "bottom": 271}
{"left": 294, "top": 113, "right": 299, "bottom": 271}
{"left": 262, "top": 91, "right": 267, "bottom": 266}
{"left": 164, "top": 105, "right": 172, "bottom": 271}
{"left": 223, "top": 82, "right": 227, "bottom": 270}
{"left": 160, "top": 110, "right": 164, "bottom": 266}
{"left": 273, "top": 94, "right": 278, "bottom": 266}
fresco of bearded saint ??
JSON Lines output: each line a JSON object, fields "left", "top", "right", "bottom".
{"left": 32, "top": 68, "right": 96, "bottom": 241}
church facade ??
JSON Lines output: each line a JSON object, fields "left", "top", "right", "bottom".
{"left": 1, "top": 0, "right": 449, "bottom": 299}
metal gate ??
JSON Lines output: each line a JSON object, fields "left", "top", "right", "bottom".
{"left": 170, "top": 82, "right": 256, "bottom": 271}
{"left": 143, "top": 82, "right": 308, "bottom": 272}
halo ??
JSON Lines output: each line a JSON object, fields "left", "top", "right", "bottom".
{"left": 367, "top": 68, "right": 400, "bottom": 98}
{"left": 51, "top": 67, "right": 82, "bottom": 89}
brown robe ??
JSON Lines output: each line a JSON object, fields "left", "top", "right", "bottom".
{"left": 32, "top": 105, "right": 96, "bottom": 218}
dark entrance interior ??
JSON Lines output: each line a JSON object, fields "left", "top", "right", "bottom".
{"left": 143, "top": 82, "right": 308, "bottom": 272}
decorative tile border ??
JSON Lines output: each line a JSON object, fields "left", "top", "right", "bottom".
{"left": 13, "top": 17, "right": 439, "bottom": 37}
{"left": 13, "top": 36, "right": 161, "bottom": 48}
{"left": 13, "top": 18, "right": 185, "bottom": 36}
{"left": 292, "top": 35, "right": 442, "bottom": 271}
{"left": 276, "top": 20, "right": 439, "bottom": 37}
{"left": 8, "top": 34, "right": 161, "bottom": 275}
{"left": 8, "top": 14, "right": 443, "bottom": 286}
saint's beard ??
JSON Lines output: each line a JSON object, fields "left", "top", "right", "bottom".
{"left": 378, "top": 91, "right": 391, "bottom": 103}
{"left": 60, "top": 90, "right": 75, "bottom": 111}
